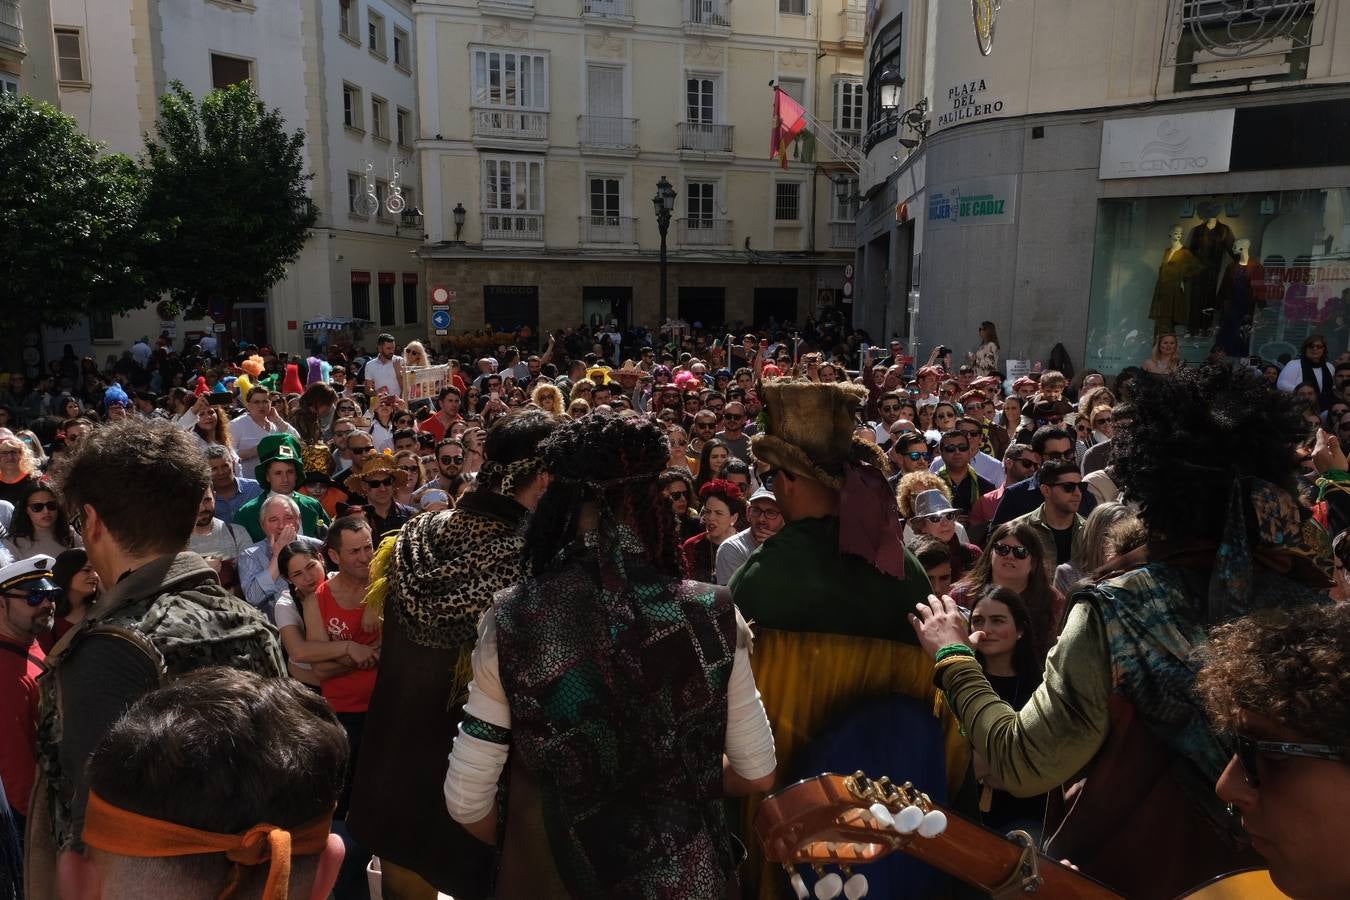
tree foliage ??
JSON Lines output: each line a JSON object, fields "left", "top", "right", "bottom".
{"left": 140, "top": 81, "right": 319, "bottom": 317}
{"left": 0, "top": 96, "right": 157, "bottom": 331}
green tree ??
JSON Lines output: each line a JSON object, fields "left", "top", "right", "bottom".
{"left": 141, "top": 81, "right": 318, "bottom": 318}
{"left": 0, "top": 95, "right": 156, "bottom": 330}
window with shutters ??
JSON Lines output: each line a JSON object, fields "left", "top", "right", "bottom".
{"left": 775, "top": 182, "right": 801, "bottom": 222}
{"left": 866, "top": 16, "right": 902, "bottom": 139}
{"left": 472, "top": 48, "right": 549, "bottom": 110}
{"left": 686, "top": 75, "right": 717, "bottom": 123}
{"left": 54, "top": 28, "right": 86, "bottom": 84}
{"left": 831, "top": 176, "right": 859, "bottom": 221}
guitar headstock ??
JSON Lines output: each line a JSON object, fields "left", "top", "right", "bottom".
{"left": 755, "top": 771, "right": 949, "bottom": 899}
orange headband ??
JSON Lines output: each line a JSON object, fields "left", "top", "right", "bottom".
{"left": 82, "top": 790, "right": 334, "bottom": 900}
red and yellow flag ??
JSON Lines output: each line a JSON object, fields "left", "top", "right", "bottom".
{"left": 770, "top": 86, "right": 807, "bottom": 169}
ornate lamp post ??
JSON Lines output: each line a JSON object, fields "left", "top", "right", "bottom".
{"left": 652, "top": 175, "right": 677, "bottom": 329}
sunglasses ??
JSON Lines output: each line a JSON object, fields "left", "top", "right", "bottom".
{"left": 1093, "top": 416, "right": 1113, "bottom": 426}
{"left": 898, "top": 450, "right": 928, "bottom": 461}
{"left": 350, "top": 445, "right": 375, "bottom": 454}
{"left": 940, "top": 444, "right": 970, "bottom": 454}
{"left": 922, "top": 511, "right": 957, "bottom": 524}
{"left": 880, "top": 405, "right": 901, "bottom": 413}
{"left": 4, "top": 588, "right": 62, "bottom": 607}
{"left": 1040, "top": 416, "right": 1064, "bottom": 425}
{"left": 439, "top": 455, "right": 464, "bottom": 464}
{"left": 28, "top": 501, "right": 60, "bottom": 513}
{"left": 958, "top": 430, "right": 981, "bottom": 439}
{"left": 1048, "top": 481, "right": 1083, "bottom": 493}
{"left": 992, "top": 542, "right": 1031, "bottom": 560}
{"left": 723, "top": 413, "right": 744, "bottom": 420}
{"left": 1011, "top": 457, "right": 1039, "bottom": 469}
{"left": 1234, "top": 733, "right": 1348, "bottom": 788}
{"left": 1042, "top": 450, "right": 1075, "bottom": 462}
{"left": 666, "top": 489, "right": 689, "bottom": 500}
{"left": 364, "top": 477, "right": 395, "bottom": 488}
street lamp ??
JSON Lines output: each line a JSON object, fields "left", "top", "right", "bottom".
{"left": 652, "top": 175, "right": 677, "bottom": 330}
{"left": 877, "top": 67, "right": 904, "bottom": 115}
{"left": 452, "top": 202, "right": 466, "bottom": 243}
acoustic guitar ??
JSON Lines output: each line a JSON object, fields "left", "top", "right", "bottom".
{"left": 754, "top": 771, "right": 1287, "bottom": 899}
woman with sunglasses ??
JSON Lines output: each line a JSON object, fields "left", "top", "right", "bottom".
{"left": 4, "top": 484, "right": 81, "bottom": 562}
{"left": 660, "top": 468, "right": 703, "bottom": 541}
{"left": 951, "top": 521, "right": 1058, "bottom": 666}
{"left": 1276, "top": 333, "right": 1335, "bottom": 410}
{"left": 393, "top": 450, "right": 425, "bottom": 507}
{"left": 370, "top": 393, "right": 401, "bottom": 452}
{"left": 901, "top": 484, "right": 981, "bottom": 583}
{"left": 0, "top": 433, "right": 40, "bottom": 509}
{"left": 664, "top": 425, "right": 695, "bottom": 472}
{"left": 930, "top": 401, "right": 960, "bottom": 437}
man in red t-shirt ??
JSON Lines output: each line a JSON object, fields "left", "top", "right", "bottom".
{"left": 0, "top": 555, "right": 58, "bottom": 832}
{"left": 418, "top": 386, "right": 463, "bottom": 443}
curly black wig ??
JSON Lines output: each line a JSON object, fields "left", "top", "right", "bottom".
{"left": 1111, "top": 364, "right": 1306, "bottom": 543}
{"left": 523, "top": 411, "right": 680, "bottom": 578}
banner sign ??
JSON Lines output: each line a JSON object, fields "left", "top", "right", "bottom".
{"left": 401, "top": 364, "right": 448, "bottom": 403}
{"left": 927, "top": 174, "right": 1018, "bottom": 228}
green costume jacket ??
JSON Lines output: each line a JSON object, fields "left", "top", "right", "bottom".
{"left": 234, "top": 490, "right": 331, "bottom": 542}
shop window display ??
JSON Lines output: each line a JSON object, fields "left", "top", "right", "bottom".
{"left": 1086, "top": 190, "right": 1350, "bottom": 373}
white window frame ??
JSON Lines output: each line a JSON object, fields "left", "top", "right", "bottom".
{"left": 833, "top": 78, "right": 864, "bottom": 132}
{"left": 371, "top": 94, "right": 389, "bottom": 140}
{"left": 393, "top": 27, "right": 411, "bottom": 71}
{"left": 343, "top": 82, "right": 363, "bottom": 131}
{"left": 396, "top": 106, "right": 412, "bottom": 148}
{"left": 685, "top": 178, "right": 719, "bottom": 222}
{"left": 586, "top": 174, "right": 623, "bottom": 221}
{"left": 347, "top": 171, "right": 364, "bottom": 215}
{"left": 0, "top": 73, "right": 20, "bottom": 97}
{"left": 53, "top": 27, "right": 88, "bottom": 85}
{"left": 338, "top": 0, "right": 357, "bottom": 40}
{"left": 774, "top": 181, "right": 802, "bottom": 222}
{"left": 779, "top": 0, "right": 807, "bottom": 14}
{"left": 471, "top": 47, "right": 550, "bottom": 111}
{"left": 367, "top": 9, "right": 386, "bottom": 58}
{"left": 685, "top": 73, "right": 720, "bottom": 125}
{"left": 481, "top": 156, "right": 546, "bottom": 214}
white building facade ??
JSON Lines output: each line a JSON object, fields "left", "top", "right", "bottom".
{"left": 40, "top": 0, "right": 421, "bottom": 362}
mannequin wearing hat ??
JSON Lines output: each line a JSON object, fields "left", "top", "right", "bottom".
{"left": 233, "top": 434, "right": 332, "bottom": 542}
{"left": 729, "top": 379, "right": 968, "bottom": 900}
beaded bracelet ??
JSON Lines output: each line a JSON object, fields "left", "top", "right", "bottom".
{"left": 935, "top": 643, "right": 976, "bottom": 663}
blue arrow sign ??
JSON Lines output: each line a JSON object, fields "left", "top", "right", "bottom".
{"left": 431, "top": 309, "right": 451, "bottom": 330}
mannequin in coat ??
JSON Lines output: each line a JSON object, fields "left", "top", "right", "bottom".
{"left": 1150, "top": 226, "right": 1203, "bottom": 337}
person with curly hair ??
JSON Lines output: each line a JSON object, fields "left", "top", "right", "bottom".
{"left": 682, "top": 479, "right": 745, "bottom": 583}
{"left": 1198, "top": 603, "right": 1350, "bottom": 900}
{"left": 443, "top": 412, "right": 775, "bottom": 899}
{"left": 529, "top": 380, "right": 565, "bottom": 417}
{"left": 910, "top": 364, "right": 1332, "bottom": 898}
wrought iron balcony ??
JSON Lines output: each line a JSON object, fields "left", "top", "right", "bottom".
{"left": 580, "top": 0, "right": 634, "bottom": 25}
{"left": 830, "top": 221, "right": 856, "bottom": 249}
{"left": 579, "top": 215, "right": 638, "bottom": 245}
{"left": 683, "top": 0, "right": 730, "bottom": 36}
{"left": 578, "top": 116, "right": 639, "bottom": 154}
{"left": 677, "top": 122, "right": 733, "bottom": 154}
{"left": 678, "top": 218, "right": 732, "bottom": 247}
{"left": 482, "top": 212, "right": 544, "bottom": 242}
{"left": 472, "top": 108, "right": 548, "bottom": 143}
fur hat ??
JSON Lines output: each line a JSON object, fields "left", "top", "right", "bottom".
{"left": 751, "top": 379, "right": 873, "bottom": 490}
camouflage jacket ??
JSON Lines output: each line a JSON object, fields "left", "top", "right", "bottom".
{"left": 33, "top": 551, "right": 284, "bottom": 850}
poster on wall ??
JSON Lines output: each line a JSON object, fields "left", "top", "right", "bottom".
{"left": 402, "top": 364, "right": 448, "bottom": 403}
{"left": 927, "top": 175, "right": 1019, "bottom": 228}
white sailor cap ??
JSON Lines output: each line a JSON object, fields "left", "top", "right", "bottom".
{"left": 0, "top": 555, "right": 59, "bottom": 594}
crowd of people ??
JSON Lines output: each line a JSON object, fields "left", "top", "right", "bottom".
{"left": 0, "top": 316, "right": 1348, "bottom": 900}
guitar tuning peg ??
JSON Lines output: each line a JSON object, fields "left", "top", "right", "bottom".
{"left": 814, "top": 872, "right": 843, "bottom": 900}
{"left": 867, "top": 802, "right": 894, "bottom": 829}
{"left": 789, "top": 871, "right": 809, "bottom": 900}
{"left": 843, "top": 872, "right": 869, "bottom": 900}
{"left": 918, "top": 808, "right": 948, "bottom": 838}
{"left": 894, "top": 804, "right": 924, "bottom": 834}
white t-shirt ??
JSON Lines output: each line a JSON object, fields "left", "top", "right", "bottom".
{"left": 188, "top": 518, "right": 251, "bottom": 562}
{"left": 365, "top": 355, "right": 404, "bottom": 397}
{"left": 272, "top": 592, "right": 313, "bottom": 672}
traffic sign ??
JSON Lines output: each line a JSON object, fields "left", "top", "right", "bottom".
{"left": 431, "top": 308, "right": 451, "bottom": 331}
{"left": 431, "top": 286, "right": 455, "bottom": 304}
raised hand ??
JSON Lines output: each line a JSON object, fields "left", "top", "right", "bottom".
{"left": 908, "top": 594, "right": 981, "bottom": 660}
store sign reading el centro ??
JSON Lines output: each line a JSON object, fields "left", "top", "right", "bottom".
{"left": 927, "top": 175, "right": 1019, "bottom": 229}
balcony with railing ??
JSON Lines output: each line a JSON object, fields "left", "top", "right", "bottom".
{"left": 0, "top": 0, "right": 22, "bottom": 51}
{"left": 478, "top": 0, "right": 534, "bottom": 19}
{"left": 678, "top": 218, "right": 732, "bottom": 247}
{"left": 580, "top": 0, "right": 634, "bottom": 25}
{"left": 830, "top": 221, "right": 856, "bottom": 249}
{"left": 677, "top": 122, "right": 733, "bottom": 156}
{"left": 841, "top": 0, "right": 864, "bottom": 44}
{"left": 472, "top": 108, "right": 548, "bottom": 146}
{"left": 482, "top": 211, "right": 544, "bottom": 243}
{"left": 683, "top": 0, "right": 730, "bottom": 36}
{"left": 579, "top": 215, "right": 638, "bottom": 246}
{"left": 578, "top": 116, "right": 639, "bottom": 155}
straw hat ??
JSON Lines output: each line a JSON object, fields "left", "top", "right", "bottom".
{"left": 343, "top": 451, "right": 413, "bottom": 495}
{"left": 750, "top": 379, "right": 871, "bottom": 490}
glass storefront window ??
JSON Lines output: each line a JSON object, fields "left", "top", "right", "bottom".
{"left": 1086, "top": 189, "right": 1350, "bottom": 373}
